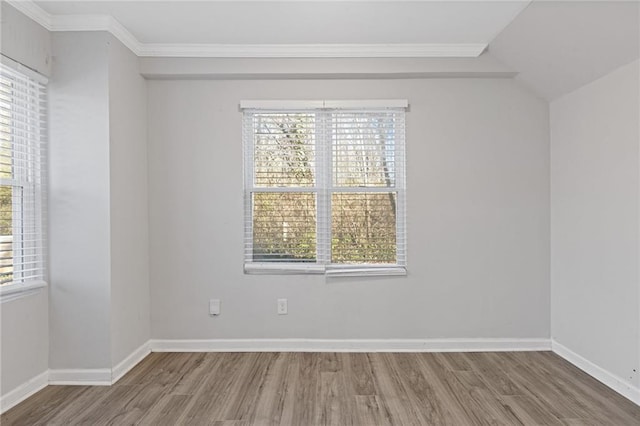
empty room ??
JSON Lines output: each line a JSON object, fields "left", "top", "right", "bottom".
{"left": 0, "top": 0, "right": 639, "bottom": 424}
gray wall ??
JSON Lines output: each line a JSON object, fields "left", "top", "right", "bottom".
{"left": 0, "top": 291, "right": 49, "bottom": 401}
{"left": 108, "top": 35, "right": 150, "bottom": 367}
{"left": 0, "top": 1, "right": 51, "bottom": 400}
{"left": 3, "top": 0, "right": 637, "bottom": 408}
{"left": 49, "top": 31, "right": 151, "bottom": 371}
{"left": 148, "top": 78, "right": 550, "bottom": 340}
{"left": 49, "top": 31, "right": 112, "bottom": 370}
{"left": 550, "top": 59, "right": 640, "bottom": 389}
{"left": 0, "top": 2, "right": 51, "bottom": 76}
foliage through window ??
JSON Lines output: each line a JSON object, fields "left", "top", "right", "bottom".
{"left": 0, "top": 62, "right": 47, "bottom": 287}
{"left": 243, "top": 101, "right": 406, "bottom": 276}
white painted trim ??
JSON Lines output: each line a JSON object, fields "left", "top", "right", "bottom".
{"left": 48, "top": 14, "right": 112, "bottom": 32}
{"left": 0, "top": 55, "right": 48, "bottom": 84}
{"left": 324, "top": 99, "right": 409, "bottom": 109}
{"left": 240, "top": 99, "right": 409, "bottom": 110}
{"left": 552, "top": 340, "right": 640, "bottom": 406}
{"left": 48, "top": 368, "right": 111, "bottom": 386}
{"left": 150, "top": 338, "right": 551, "bottom": 353}
{"left": 47, "top": 342, "right": 152, "bottom": 386}
{"left": 0, "top": 280, "right": 47, "bottom": 304}
{"left": 244, "top": 262, "right": 325, "bottom": 275}
{"left": 137, "top": 43, "right": 487, "bottom": 58}
{"left": 48, "top": 15, "right": 143, "bottom": 55}
{"left": 240, "top": 100, "right": 324, "bottom": 110}
{"left": 111, "top": 341, "right": 151, "bottom": 384}
{"left": 5, "top": 1, "right": 142, "bottom": 55}
{"left": 326, "top": 265, "right": 407, "bottom": 277}
{"left": 5, "top": 2, "right": 487, "bottom": 59}
{"left": 0, "top": 370, "right": 48, "bottom": 414}
{"left": 5, "top": 0, "right": 52, "bottom": 30}
{"left": 105, "top": 16, "right": 142, "bottom": 55}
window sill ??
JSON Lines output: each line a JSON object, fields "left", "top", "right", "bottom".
{"left": 244, "top": 263, "right": 406, "bottom": 277}
{"left": 245, "top": 263, "right": 325, "bottom": 275}
{"left": 325, "top": 265, "right": 407, "bottom": 277}
{"left": 0, "top": 280, "right": 47, "bottom": 303}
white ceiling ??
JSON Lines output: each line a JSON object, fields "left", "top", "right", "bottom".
{"left": 33, "top": 0, "right": 530, "bottom": 45}
{"left": 490, "top": 1, "right": 640, "bottom": 100}
{"left": 9, "top": 1, "right": 640, "bottom": 100}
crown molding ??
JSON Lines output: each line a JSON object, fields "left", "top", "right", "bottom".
{"left": 48, "top": 14, "right": 111, "bottom": 32}
{"left": 5, "top": 0, "right": 52, "bottom": 29}
{"left": 138, "top": 43, "right": 486, "bottom": 58}
{"left": 48, "top": 14, "right": 143, "bottom": 54}
{"left": 5, "top": 1, "right": 487, "bottom": 59}
{"left": 105, "top": 17, "right": 143, "bottom": 54}
{"left": 6, "top": 1, "right": 142, "bottom": 54}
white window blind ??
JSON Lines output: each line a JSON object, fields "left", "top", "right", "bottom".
{"left": 242, "top": 101, "right": 406, "bottom": 276}
{"left": 0, "top": 61, "right": 47, "bottom": 293}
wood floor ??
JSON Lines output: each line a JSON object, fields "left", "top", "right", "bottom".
{"left": 2, "top": 351, "right": 639, "bottom": 425}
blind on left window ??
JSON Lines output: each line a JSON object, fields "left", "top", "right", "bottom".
{"left": 0, "top": 60, "right": 47, "bottom": 293}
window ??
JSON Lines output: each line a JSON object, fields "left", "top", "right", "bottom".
{"left": 242, "top": 100, "right": 406, "bottom": 276}
{"left": 0, "top": 60, "right": 47, "bottom": 299}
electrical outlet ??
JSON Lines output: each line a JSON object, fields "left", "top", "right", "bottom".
{"left": 209, "top": 299, "right": 221, "bottom": 316}
{"left": 277, "top": 298, "right": 287, "bottom": 315}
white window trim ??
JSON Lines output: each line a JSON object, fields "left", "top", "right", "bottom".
{"left": 0, "top": 55, "right": 48, "bottom": 302}
{"left": 242, "top": 100, "right": 407, "bottom": 277}
{"left": 0, "top": 56, "right": 47, "bottom": 85}
{"left": 0, "top": 280, "right": 47, "bottom": 303}
{"left": 240, "top": 99, "right": 409, "bottom": 110}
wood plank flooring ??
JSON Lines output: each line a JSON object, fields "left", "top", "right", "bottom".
{"left": 2, "top": 351, "right": 639, "bottom": 425}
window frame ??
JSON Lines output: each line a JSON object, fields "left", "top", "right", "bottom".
{"left": 0, "top": 56, "right": 48, "bottom": 302}
{"left": 242, "top": 100, "right": 407, "bottom": 277}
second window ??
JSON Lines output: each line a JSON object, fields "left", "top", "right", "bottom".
{"left": 243, "top": 101, "right": 406, "bottom": 276}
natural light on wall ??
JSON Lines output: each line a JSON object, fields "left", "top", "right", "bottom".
{"left": 0, "top": 59, "right": 47, "bottom": 300}
{"left": 242, "top": 100, "right": 407, "bottom": 277}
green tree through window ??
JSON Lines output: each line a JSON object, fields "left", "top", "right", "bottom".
{"left": 243, "top": 104, "right": 406, "bottom": 275}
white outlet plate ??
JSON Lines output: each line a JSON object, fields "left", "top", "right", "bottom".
{"left": 277, "top": 298, "right": 287, "bottom": 315}
{"left": 209, "top": 299, "right": 221, "bottom": 316}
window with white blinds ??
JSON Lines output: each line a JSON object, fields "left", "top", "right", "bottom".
{"left": 0, "top": 60, "right": 47, "bottom": 294}
{"left": 242, "top": 101, "right": 406, "bottom": 276}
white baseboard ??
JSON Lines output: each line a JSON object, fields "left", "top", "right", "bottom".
{"left": 0, "top": 370, "right": 49, "bottom": 414}
{"left": 48, "top": 368, "right": 112, "bottom": 386}
{"left": 149, "top": 338, "right": 551, "bottom": 353}
{"left": 13, "top": 338, "right": 640, "bottom": 413}
{"left": 111, "top": 341, "right": 151, "bottom": 384}
{"left": 551, "top": 340, "right": 640, "bottom": 406}
{"left": 48, "top": 341, "right": 151, "bottom": 386}
{"left": 0, "top": 342, "right": 149, "bottom": 412}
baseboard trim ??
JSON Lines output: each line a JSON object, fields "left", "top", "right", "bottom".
{"left": 6, "top": 339, "right": 639, "bottom": 412}
{"left": 551, "top": 340, "right": 640, "bottom": 406}
{"left": 149, "top": 338, "right": 551, "bottom": 353}
{"left": 48, "top": 368, "right": 112, "bottom": 386}
{"left": 0, "top": 370, "right": 49, "bottom": 414}
{"left": 48, "top": 341, "right": 152, "bottom": 386}
{"left": 111, "top": 341, "right": 151, "bottom": 384}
